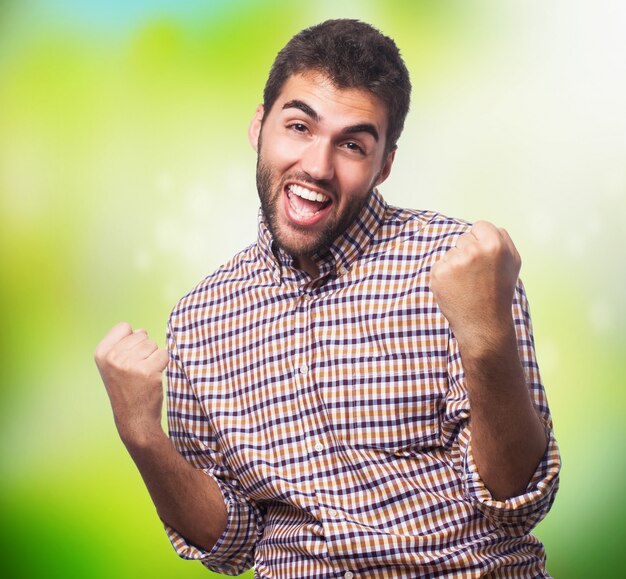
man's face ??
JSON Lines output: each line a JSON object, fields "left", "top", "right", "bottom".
{"left": 249, "top": 72, "right": 395, "bottom": 273}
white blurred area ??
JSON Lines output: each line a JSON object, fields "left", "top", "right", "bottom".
{"left": 391, "top": 0, "right": 625, "bottom": 228}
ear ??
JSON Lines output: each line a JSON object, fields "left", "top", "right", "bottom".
{"left": 248, "top": 104, "right": 265, "bottom": 152}
{"left": 374, "top": 147, "right": 396, "bottom": 186}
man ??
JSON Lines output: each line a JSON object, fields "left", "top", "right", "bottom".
{"left": 95, "top": 19, "right": 560, "bottom": 578}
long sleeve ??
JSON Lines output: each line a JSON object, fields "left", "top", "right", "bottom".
{"left": 442, "top": 280, "right": 561, "bottom": 536}
{"left": 164, "top": 322, "right": 263, "bottom": 575}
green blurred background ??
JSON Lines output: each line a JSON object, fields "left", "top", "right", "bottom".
{"left": 1, "top": 1, "right": 624, "bottom": 577}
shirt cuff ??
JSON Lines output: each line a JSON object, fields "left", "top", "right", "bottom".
{"left": 164, "top": 470, "right": 258, "bottom": 575}
{"left": 464, "top": 427, "right": 561, "bottom": 536}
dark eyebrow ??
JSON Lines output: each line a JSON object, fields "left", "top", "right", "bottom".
{"left": 282, "top": 99, "right": 379, "bottom": 142}
{"left": 282, "top": 99, "right": 319, "bottom": 122}
{"left": 342, "top": 123, "right": 379, "bottom": 142}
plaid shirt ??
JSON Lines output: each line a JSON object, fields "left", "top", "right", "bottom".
{"left": 165, "top": 190, "right": 560, "bottom": 578}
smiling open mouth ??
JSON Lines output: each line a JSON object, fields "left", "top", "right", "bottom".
{"left": 286, "top": 184, "right": 331, "bottom": 218}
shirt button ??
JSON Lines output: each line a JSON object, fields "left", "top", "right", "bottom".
{"left": 314, "top": 442, "right": 325, "bottom": 453}
{"left": 272, "top": 271, "right": 280, "bottom": 283}
{"left": 299, "top": 363, "right": 309, "bottom": 375}
{"left": 328, "top": 508, "right": 340, "bottom": 518}
{"left": 344, "top": 572, "right": 355, "bottom": 579}
{"left": 337, "top": 265, "right": 348, "bottom": 276}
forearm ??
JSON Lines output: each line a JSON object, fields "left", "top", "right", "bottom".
{"left": 458, "top": 323, "right": 547, "bottom": 501}
{"left": 122, "top": 426, "right": 228, "bottom": 552}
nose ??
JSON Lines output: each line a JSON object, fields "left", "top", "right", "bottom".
{"left": 300, "top": 139, "right": 335, "bottom": 182}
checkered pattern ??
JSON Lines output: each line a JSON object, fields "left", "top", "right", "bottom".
{"left": 164, "top": 190, "right": 560, "bottom": 578}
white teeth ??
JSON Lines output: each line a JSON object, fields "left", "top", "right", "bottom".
{"left": 289, "top": 184, "right": 328, "bottom": 203}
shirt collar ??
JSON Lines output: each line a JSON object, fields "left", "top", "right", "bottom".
{"left": 257, "top": 188, "right": 388, "bottom": 283}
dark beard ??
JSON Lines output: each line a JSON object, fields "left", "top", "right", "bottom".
{"left": 256, "top": 157, "right": 372, "bottom": 259}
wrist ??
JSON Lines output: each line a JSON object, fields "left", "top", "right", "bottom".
{"left": 116, "top": 418, "right": 168, "bottom": 454}
{"left": 455, "top": 321, "right": 526, "bottom": 402}
{"left": 454, "top": 318, "right": 517, "bottom": 363}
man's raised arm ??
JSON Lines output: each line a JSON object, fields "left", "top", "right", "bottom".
{"left": 430, "top": 221, "right": 548, "bottom": 501}
{"left": 94, "top": 322, "right": 227, "bottom": 551}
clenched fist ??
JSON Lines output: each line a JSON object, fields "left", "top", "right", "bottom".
{"left": 94, "top": 322, "right": 169, "bottom": 445}
{"left": 430, "top": 221, "right": 521, "bottom": 351}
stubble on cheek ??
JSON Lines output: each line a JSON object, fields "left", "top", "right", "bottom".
{"left": 256, "top": 158, "right": 276, "bottom": 223}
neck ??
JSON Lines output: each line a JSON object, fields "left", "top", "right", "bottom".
{"left": 294, "top": 255, "right": 319, "bottom": 279}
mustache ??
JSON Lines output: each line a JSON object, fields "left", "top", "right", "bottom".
{"left": 282, "top": 172, "right": 334, "bottom": 195}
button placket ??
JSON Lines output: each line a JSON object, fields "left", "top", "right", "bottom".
{"left": 294, "top": 281, "right": 314, "bottom": 381}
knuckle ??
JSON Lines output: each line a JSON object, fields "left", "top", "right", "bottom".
{"left": 106, "top": 348, "right": 122, "bottom": 366}
{"left": 430, "top": 262, "right": 442, "bottom": 280}
{"left": 94, "top": 340, "right": 111, "bottom": 362}
{"left": 484, "top": 243, "right": 499, "bottom": 256}
{"left": 119, "top": 357, "right": 135, "bottom": 374}
{"left": 482, "top": 235, "right": 502, "bottom": 254}
{"left": 472, "top": 220, "right": 488, "bottom": 233}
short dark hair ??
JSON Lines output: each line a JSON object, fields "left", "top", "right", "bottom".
{"left": 263, "top": 19, "right": 411, "bottom": 154}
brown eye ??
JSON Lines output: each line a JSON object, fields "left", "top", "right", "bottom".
{"left": 344, "top": 141, "right": 365, "bottom": 155}
{"left": 289, "top": 123, "right": 308, "bottom": 133}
